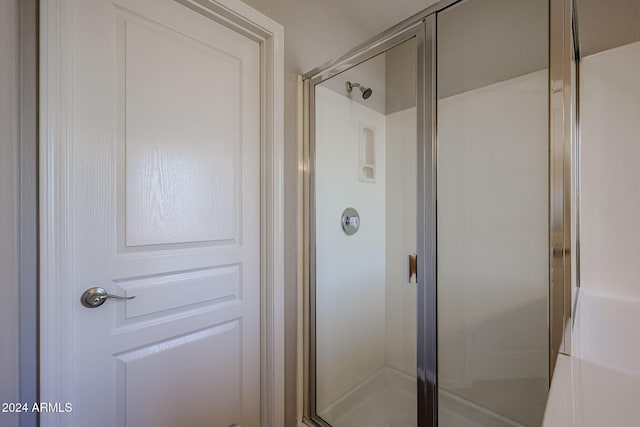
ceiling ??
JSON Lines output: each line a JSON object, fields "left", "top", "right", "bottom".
{"left": 335, "top": 0, "right": 441, "bottom": 35}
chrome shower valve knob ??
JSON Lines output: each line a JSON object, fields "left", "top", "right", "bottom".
{"left": 341, "top": 207, "right": 360, "bottom": 235}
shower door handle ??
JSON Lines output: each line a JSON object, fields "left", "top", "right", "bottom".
{"left": 408, "top": 254, "right": 417, "bottom": 283}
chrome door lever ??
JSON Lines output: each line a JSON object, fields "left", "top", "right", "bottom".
{"left": 81, "top": 287, "right": 135, "bottom": 308}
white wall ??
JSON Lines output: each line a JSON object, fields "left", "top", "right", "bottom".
{"left": 0, "top": 1, "right": 20, "bottom": 427}
{"left": 581, "top": 40, "right": 640, "bottom": 301}
{"left": 437, "top": 70, "right": 549, "bottom": 388}
{"left": 384, "top": 107, "right": 417, "bottom": 376}
{"left": 315, "top": 85, "right": 387, "bottom": 411}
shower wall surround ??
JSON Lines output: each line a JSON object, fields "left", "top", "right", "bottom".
{"left": 315, "top": 84, "right": 421, "bottom": 411}
{"left": 437, "top": 70, "right": 549, "bottom": 426}
{"left": 438, "top": 70, "right": 549, "bottom": 387}
{"left": 580, "top": 40, "right": 640, "bottom": 301}
{"left": 315, "top": 85, "right": 387, "bottom": 411}
{"left": 385, "top": 107, "right": 417, "bottom": 377}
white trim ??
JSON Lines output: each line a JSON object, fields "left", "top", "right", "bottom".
{"left": 296, "top": 75, "right": 305, "bottom": 425}
{"left": 39, "top": 2, "right": 74, "bottom": 426}
{"left": 39, "top": 0, "right": 285, "bottom": 426}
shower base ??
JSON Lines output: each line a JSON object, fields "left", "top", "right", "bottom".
{"left": 318, "top": 367, "right": 417, "bottom": 427}
{"left": 440, "top": 389, "right": 529, "bottom": 427}
{"left": 318, "top": 367, "right": 540, "bottom": 427}
{"left": 443, "top": 377, "right": 548, "bottom": 427}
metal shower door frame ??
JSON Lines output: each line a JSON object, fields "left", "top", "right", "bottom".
{"left": 301, "top": 0, "right": 575, "bottom": 424}
{"left": 302, "top": 13, "right": 440, "bottom": 427}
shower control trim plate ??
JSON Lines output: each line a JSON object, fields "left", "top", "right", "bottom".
{"left": 341, "top": 207, "right": 360, "bottom": 235}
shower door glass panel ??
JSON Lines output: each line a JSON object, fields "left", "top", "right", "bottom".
{"left": 313, "top": 37, "right": 418, "bottom": 427}
{"left": 436, "top": 1, "right": 549, "bottom": 426}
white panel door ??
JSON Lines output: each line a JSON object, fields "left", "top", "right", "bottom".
{"left": 65, "top": 0, "right": 260, "bottom": 425}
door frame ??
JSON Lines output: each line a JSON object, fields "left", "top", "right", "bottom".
{"left": 39, "top": 0, "right": 284, "bottom": 426}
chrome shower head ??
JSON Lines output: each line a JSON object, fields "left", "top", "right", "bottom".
{"left": 345, "top": 81, "right": 373, "bottom": 100}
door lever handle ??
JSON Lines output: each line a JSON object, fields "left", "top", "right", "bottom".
{"left": 81, "top": 287, "right": 135, "bottom": 308}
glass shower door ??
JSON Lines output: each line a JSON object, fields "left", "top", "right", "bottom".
{"left": 436, "top": 1, "right": 549, "bottom": 426}
{"left": 310, "top": 34, "right": 420, "bottom": 427}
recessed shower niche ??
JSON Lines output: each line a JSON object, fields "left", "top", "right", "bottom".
{"left": 358, "top": 124, "right": 376, "bottom": 182}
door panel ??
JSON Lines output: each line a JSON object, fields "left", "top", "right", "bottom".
{"left": 117, "top": 320, "right": 242, "bottom": 427}
{"left": 69, "top": 0, "right": 260, "bottom": 425}
{"left": 116, "top": 265, "right": 241, "bottom": 320}
{"left": 436, "top": 1, "right": 549, "bottom": 426}
{"left": 310, "top": 36, "right": 419, "bottom": 427}
{"left": 120, "top": 9, "right": 242, "bottom": 246}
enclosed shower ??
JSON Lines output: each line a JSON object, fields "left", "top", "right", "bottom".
{"left": 303, "top": 0, "right": 574, "bottom": 426}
